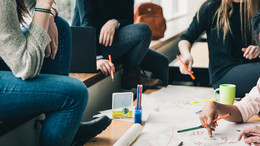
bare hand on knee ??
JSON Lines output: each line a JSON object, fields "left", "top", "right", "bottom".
{"left": 99, "top": 20, "right": 119, "bottom": 47}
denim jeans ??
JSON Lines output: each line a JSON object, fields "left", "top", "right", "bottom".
{"left": 213, "top": 61, "right": 260, "bottom": 97}
{"left": 0, "top": 17, "right": 88, "bottom": 146}
{"left": 100, "top": 23, "right": 169, "bottom": 85}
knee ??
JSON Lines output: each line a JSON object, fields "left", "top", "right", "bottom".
{"left": 65, "top": 78, "right": 89, "bottom": 107}
{"left": 134, "top": 23, "right": 152, "bottom": 40}
{"left": 55, "top": 16, "right": 72, "bottom": 39}
{"left": 160, "top": 54, "right": 169, "bottom": 66}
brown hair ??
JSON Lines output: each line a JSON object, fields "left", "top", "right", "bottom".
{"left": 198, "top": 0, "right": 259, "bottom": 44}
{"left": 16, "top": 0, "right": 29, "bottom": 23}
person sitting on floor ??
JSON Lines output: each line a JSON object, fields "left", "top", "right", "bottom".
{"left": 178, "top": 0, "right": 260, "bottom": 97}
{"left": 199, "top": 11, "right": 260, "bottom": 145}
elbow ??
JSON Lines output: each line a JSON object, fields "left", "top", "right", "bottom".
{"left": 13, "top": 67, "right": 38, "bottom": 80}
{"left": 11, "top": 53, "right": 42, "bottom": 80}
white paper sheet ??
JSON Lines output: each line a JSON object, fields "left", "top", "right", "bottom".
{"left": 133, "top": 112, "right": 258, "bottom": 146}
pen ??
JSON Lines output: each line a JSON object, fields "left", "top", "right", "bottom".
{"left": 139, "top": 85, "right": 142, "bottom": 110}
{"left": 201, "top": 113, "right": 231, "bottom": 127}
{"left": 176, "top": 55, "right": 195, "bottom": 80}
{"left": 108, "top": 54, "right": 114, "bottom": 81}
{"left": 191, "top": 99, "right": 217, "bottom": 103}
{"left": 178, "top": 141, "right": 183, "bottom": 146}
{"left": 178, "top": 113, "right": 231, "bottom": 133}
{"left": 137, "top": 85, "right": 140, "bottom": 110}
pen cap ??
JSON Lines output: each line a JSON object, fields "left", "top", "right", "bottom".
{"left": 134, "top": 106, "right": 142, "bottom": 124}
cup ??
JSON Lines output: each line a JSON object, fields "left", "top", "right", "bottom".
{"left": 213, "top": 84, "right": 236, "bottom": 105}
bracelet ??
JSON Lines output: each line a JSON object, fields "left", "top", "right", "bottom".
{"left": 51, "top": 7, "right": 58, "bottom": 18}
{"left": 50, "top": 12, "right": 55, "bottom": 17}
{"left": 35, "top": 8, "right": 51, "bottom": 14}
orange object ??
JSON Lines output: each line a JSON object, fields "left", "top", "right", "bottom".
{"left": 176, "top": 55, "right": 195, "bottom": 80}
{"left": 201, "top": 113, "right": 231, "bottom": 127}
{"left": 108, "top": 55, "right": 114, "bottom": 81}
{"left": 134, "top": 2, "right": 166, "bottom": 40}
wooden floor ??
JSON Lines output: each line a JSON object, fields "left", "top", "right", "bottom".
{"left": 83, "top": 87, "right": 260, "bottom": 146}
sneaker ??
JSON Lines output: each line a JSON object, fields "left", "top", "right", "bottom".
{"left": 71, "top": 115, "right": 112, "bottom": 146}
{"left": 121, "top": 69, "right": 163, "bottom": 90}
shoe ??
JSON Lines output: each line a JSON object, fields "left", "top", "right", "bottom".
{"left": 121, "top": 69, "right": 163, "bottom": 90}
{"left": 71, "top": 115, "right": 112, "bottom": 146}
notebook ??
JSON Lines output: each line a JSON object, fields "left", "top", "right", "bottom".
{"left": 70, "top": 26, "right": 97, "bottom": 73}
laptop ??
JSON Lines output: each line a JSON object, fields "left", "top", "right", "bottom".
{"left": 70, "top": 26, "right": 97, "bottom": 73}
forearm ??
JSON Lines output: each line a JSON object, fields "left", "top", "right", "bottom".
{"left": 32, "top": 2, "right": 53, "bottom": 30}
{"left": 214, "top": 102, "right": 243, "bottom": 123}
{"left": 178, "top": 40, "right": 192, "bottom": 57}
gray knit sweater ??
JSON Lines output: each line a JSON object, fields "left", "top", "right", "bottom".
{"left": 0, "top": 0, "right": 51, "bottom": 80}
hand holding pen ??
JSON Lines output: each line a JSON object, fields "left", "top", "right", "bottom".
{"left": 108, "top": 55, "right": 114, "bottom": 81}
{"left": 178, "top": 113, "right": 230, "bottom": 135}
{"left": 176, "top": 55, "right": 195, "bottom": 80}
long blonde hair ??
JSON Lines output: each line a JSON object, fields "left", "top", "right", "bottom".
{"left": 198, "top": 0, "right": 259, "bottom": 44}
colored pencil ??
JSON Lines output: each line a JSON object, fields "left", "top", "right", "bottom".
{"left": 178, "top": 141, "right": 183, "bottom": 146}
{"left": 108, "top": 55, "right": 114, "bottom": 81}
{"left": 191, "top": 99, "right": 217, "bottom": 103}
{"left": 176, "top": 55, "right": 195, "bottom": 80}
{"left": 178, "top": 113, "right": 231, "bottom": 133}
{"left": 178, "top": 125, "right": 204, "bottom": 133}
{"left": 139, "top": 85, "right": 142, "bottom": 110}
{"left": 137, "top": 85, "right": 139, "bottom": 109}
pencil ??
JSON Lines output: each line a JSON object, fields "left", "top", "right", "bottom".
{"left": 139, "top": 85, "right": 142, "bottom": 110}
{"left": 191, "top": 99, "right": 217, "bottom": 103}
{"left": 201, "top": 113, "right": 231, "bottom": 127}
{"left": 108, "top": 55, "right": 114, "bottom": 81}
{"left": 177, "top": 113, "right": 231, "bottom": 133}
{"left": 137, "top": 85, "right": 140, "bottom": 110}
{"left": 178, "top": 141, "right": 183, "bottom": 146}
{"left": 178, "top": 125, "right": 204, "bottom": 133}
{"left": 176, "top": 55, "right": 195, "bottom": 80}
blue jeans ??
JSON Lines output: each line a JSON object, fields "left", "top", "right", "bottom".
{"left": 0, "top": 17, "right": 88, "bottom": 146}
{"left": 213, "top": 61, "right": 260, "bottom": 97}
{"left": 100, "top": 23, "right": 169, "bottom": 85}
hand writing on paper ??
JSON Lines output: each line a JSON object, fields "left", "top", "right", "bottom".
{"left": 238, "top": 125, "right": 260, "bottom": 145}
{"left": 97, "top": 59, "right": 115, "bottom": 76}
{"left": 199, "top": 101, "right": 219, "bottom": 138}
{"left": 242, "top": 45, "right": 260, "bottom": 60}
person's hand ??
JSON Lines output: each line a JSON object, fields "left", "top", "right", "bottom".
{"left": 97, "top": 59, "right": 115, "bottom": 76}
{"left": 238, "top": 125, "right": 260, "bottom": 146}
{"left": 45, "top": 15, "right": 58, "bottom": 59}
{"left": 99, "top": 20, "right": 119, "bottom": 47}
{"left": 242, "top": 45, "right": 260, "bottom": 60}
{"left": 178, "top": 55, "right": 194, "bottom": 75}
{"left": 199, "top": 101, "right": 219, "bottom": 138}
